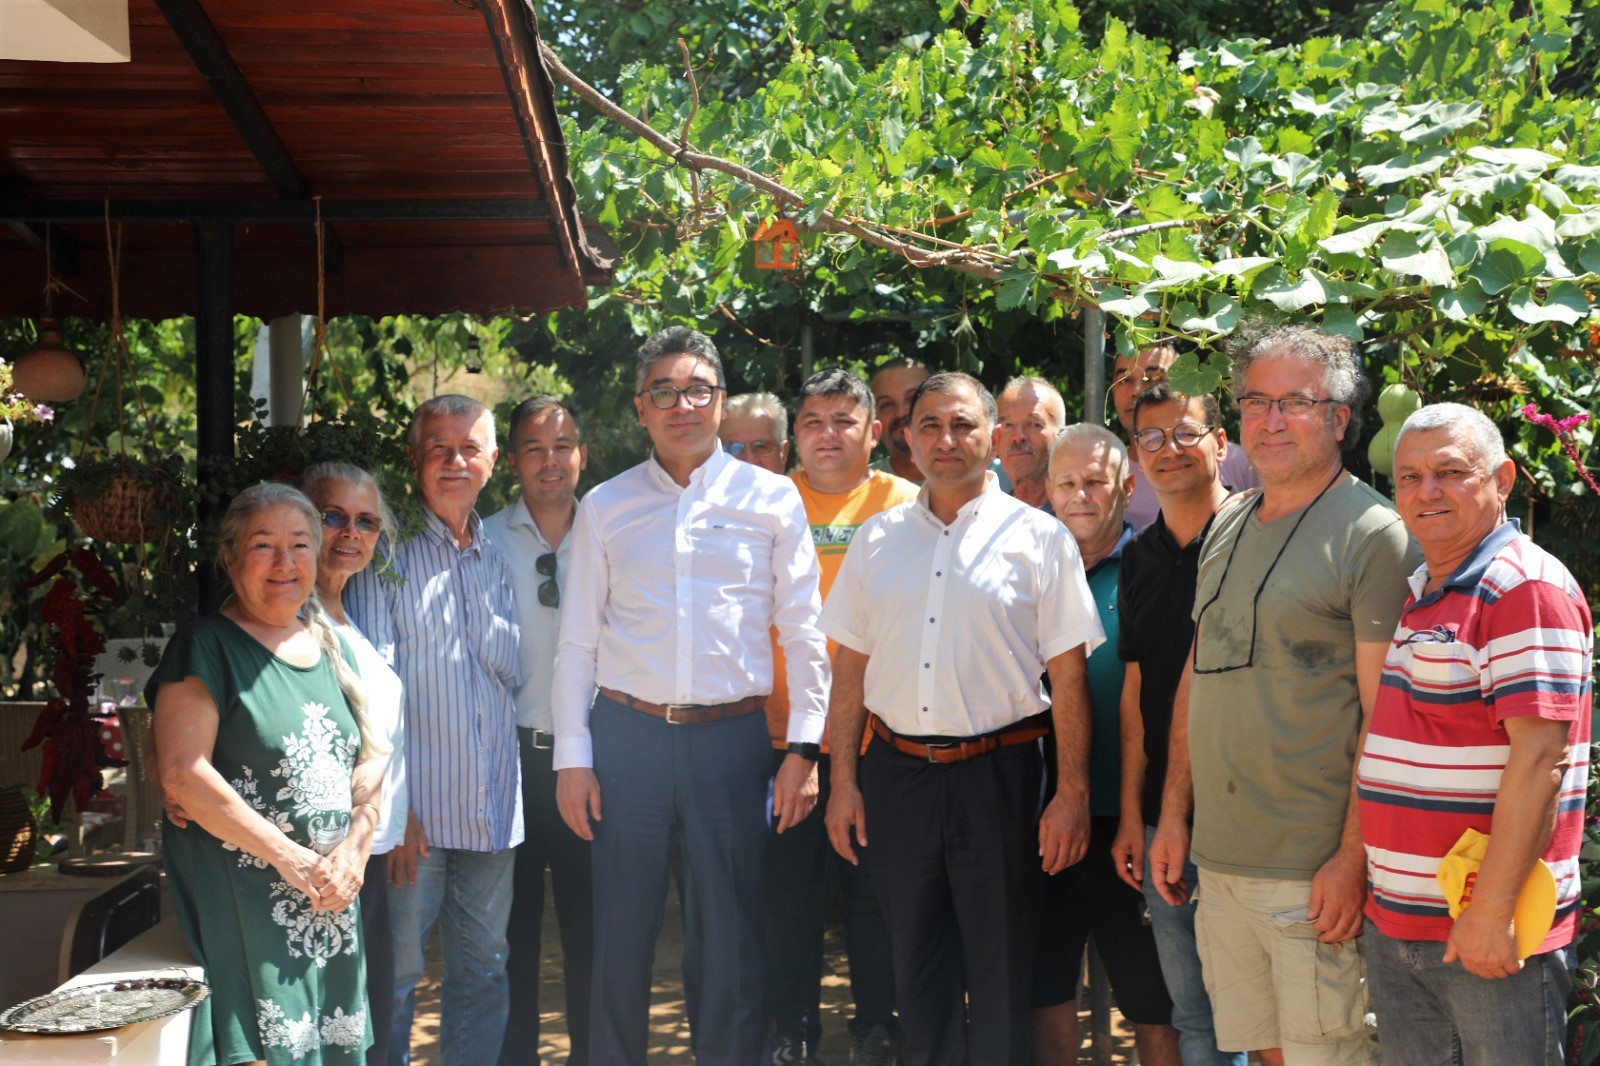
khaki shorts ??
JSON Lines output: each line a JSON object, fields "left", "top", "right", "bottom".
{"left": 1193, "top": 869, "right": 1377, "bottom": 1064}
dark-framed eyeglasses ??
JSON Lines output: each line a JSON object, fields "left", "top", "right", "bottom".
{"left": 321, "top": 510, "right": 381, "bottom": 535}
{"left": 1395, "top": 624, "right": 1458, "bottom": 647}
{"left": 1192, "top": 469, "right": 1344, "bottom": 675}
{"left": 1135, "top": 422, "right": 1217, "bottom": 453}
{"left": 1237, "top": 396, "right": 1339, "bottom": 420}
{"left": 536, "top": 551, "right": 559, "bottom": 608}
{"left": 726, "top": 439, "right": 780, "bottom": 459}
{"left": 637, "top": 383, "right": 723, "bottom": 410}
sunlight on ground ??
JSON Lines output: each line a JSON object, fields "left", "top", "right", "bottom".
{"left": 407, "top": 874, "right": 1134, "bottom": 1064}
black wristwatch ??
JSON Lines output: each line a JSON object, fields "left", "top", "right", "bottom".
{"left": 786, "top": 742, "right": 821, "bottom": 761}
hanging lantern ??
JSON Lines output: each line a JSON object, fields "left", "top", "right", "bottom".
{"left": 752, "top": 218, "right": 801, "bottom": 271}
{"left": 13, "top": 318, "right": 87, "bottom": 402}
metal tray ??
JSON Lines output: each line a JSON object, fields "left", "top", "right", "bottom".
{"left": 0, "top": 976, "right": 209, "bottom": 1034}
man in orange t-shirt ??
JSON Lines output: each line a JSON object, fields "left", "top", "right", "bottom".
{"left": 764, "top": 368, "right": 918, "bottom": 1066}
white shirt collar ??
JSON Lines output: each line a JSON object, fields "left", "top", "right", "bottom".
{"left": 644, "top": 442, "right": 730, "bottom": 494}
{"left": 504, "top": 496, "right": 575, "bottom": 553}
{"left": 913, "top": 469, "right": 1001, "bottom": 527}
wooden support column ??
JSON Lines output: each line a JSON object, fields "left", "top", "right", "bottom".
{"left": 193, "top": 218, "right": 234, "bottom": 613}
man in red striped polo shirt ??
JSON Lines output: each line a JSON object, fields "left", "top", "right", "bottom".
{"left": 1357, "top": 402, "right": 1593, "bottom": 1065}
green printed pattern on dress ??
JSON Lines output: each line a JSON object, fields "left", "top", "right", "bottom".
{"left": 149, "top": 615, "right": 371, "bottom": 1066}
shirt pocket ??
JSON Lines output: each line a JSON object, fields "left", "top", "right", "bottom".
{"left": 692, "top": 519, "right": 770, "bottom": 585}
{"left": 1401, "top": 641, "right": 1480, "bottom": 707}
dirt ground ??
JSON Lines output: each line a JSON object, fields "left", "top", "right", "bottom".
{"left": 407, "top": 873, "right": 1137, "bottom": 1064}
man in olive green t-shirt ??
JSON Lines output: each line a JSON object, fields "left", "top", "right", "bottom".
{"left": 1148, "top": 326, "right": 1419, "bottom": 1066}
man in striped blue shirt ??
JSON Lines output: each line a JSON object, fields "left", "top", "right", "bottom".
{"left": 347, "top": 394, "right": 523, "bottom": 1066}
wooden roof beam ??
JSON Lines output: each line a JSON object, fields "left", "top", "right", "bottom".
{"left": 0, "top": 198, "right": 553, "bottom": 222}
{"left": 0, "top": 179, "right": 81, "bottom": 277}
{"left": 153, "top": 0, "right": 345, "bottom": 273}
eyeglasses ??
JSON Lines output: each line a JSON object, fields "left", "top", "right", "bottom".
{"left": 1135, "top": 422, "right": 1217, "bottom": 453}
{"left": 536, "top": 551, "right": 559, "bottom": 608}
{"left": 637, "top": 384, "right": 723, "bottom": 410}
{"left": 1238, "top": 396, "right": 1339, "bottom": 419}
{"left": 1192, "top": 468, "right": 1344, "bottom": 674}
{"left": 1395, "top": 624, "right": 1458, "bottom": 647}
{"left": 321, "top": 511, "right": 381, "bottom": 535}
{"left": 726, "top": 439, "right": 780, "bottom": 459}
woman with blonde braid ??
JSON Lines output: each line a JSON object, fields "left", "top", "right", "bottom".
{"left": 301, "top": 462, "right": 406, "bottom": 1066}
{"left": 150, "top": 482, "right": 387, "bottom": 1065}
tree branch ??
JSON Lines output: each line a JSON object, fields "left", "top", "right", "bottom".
{"left": 538, "top": 39, "right": 1013, "bottom": 283}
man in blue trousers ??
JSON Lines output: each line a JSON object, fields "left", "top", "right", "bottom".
{"left": 551, "top": 326, "right": 830, "bottom": 1064}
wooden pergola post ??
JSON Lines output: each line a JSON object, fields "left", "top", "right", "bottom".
{"left": 192, "top": 216, "right": 233, "bottom": 613}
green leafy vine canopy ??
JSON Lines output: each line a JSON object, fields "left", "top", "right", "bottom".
{"left": 566, "top": 0, "right": 1598, "bottom": 386}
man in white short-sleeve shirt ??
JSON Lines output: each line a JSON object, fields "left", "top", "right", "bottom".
{"left": 823, "top": 371, "right": 1104, "bottom": 1066}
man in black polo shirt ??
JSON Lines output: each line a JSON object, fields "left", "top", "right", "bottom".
{"left": 1112, "top": 383, "right": 1247, "bottom": 1066}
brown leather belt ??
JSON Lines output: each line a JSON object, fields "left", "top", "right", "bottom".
{"left": 600, "top": 686, "right": 766, "bottom": 726}
{"left": 870, "top": 713, "right": 1049, "bottom": 764}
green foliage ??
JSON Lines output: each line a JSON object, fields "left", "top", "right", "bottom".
{"left": 550, "top": 6, "right": 1600, "bottom": 1048}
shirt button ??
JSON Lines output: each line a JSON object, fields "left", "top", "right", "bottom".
{"left": 922, "top": 706, "right": 928, "bottom": 712}
{"left": 935, "top": 571, "right": 942, "bottom": 577}
{"left": 928, "top": 617, "right": 935, "bottom": 623}
{"left": 924, "top": 663, "right": 930, "bottom": 668}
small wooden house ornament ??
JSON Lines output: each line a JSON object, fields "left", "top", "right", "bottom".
{"left": 752, "top": 217, "right": 801, "bottom": 270}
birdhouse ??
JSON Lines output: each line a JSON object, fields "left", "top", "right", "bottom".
{"left": 752, "top": 218, "right": 801, "bottom": 271}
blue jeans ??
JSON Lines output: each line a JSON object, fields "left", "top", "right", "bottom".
{"left": 1364, "top": 920, "right": 1572, "bottom": 1066}
{"left": 1143, "top": 826, "right": 1247, "bottom": 1066}
{"left": 388, "top": 845, "right": 516, "bottom": 1066}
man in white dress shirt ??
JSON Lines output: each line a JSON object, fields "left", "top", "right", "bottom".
{"left": 552, "top": 326, "right": 830, "bottom": 1065}
{"left": 823, "top": 372, "right": 1104, "bottom": 1065}
{"left": 483, "top": 396, "right": 593, "bottom": 1066}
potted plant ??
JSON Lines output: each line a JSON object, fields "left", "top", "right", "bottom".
{"left": 56, "top": 451, "right": 189, "bottom": 545}
{"left": 196, "top": 401, "right": 419, "bottom": 558}
{"left": 21, "top": 548, "right": 127, "bottom": 823}
{"left": 0, "top": 356, "right": 57, "bottom": 465}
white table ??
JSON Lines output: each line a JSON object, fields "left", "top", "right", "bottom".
{"left": 0, "top": 917, "right": 201, "bottom": 1065}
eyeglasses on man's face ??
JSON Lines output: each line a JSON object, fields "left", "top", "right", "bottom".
{"left": 1238, "top": 396, "right": 1339, "bottom": 419}
{"left": 321, "top": 511, "right": 381, "bottom": 535}
{"left": 726, "top": 439, "right": 780, "bottom": 459}
{"left": 637, "top": 383, "right": 723, "bottom": 410}
{"left": 1135, "top": 422, "right": 1217, "bottom": 453}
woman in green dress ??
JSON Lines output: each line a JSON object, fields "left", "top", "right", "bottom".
{"left": 150, "top": 482, "right": 389, "bottom": 1065}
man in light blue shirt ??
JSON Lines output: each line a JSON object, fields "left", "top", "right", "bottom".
{"left": 347, "top": 394, "right": 523, "bottom": 1066}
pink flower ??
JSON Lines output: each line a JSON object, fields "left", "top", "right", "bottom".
{"left": 1521, "top": 404, "right": 1600, "bottom": 495}
{"left": 32, "top": 403, "right": 53, "bottom": 422}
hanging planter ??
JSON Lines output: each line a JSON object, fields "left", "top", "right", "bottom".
{"left": 60, "top": 454, "right": 185, "bottom": 545}
{"left": 12, "top": 319, "right": 87, "bottom": 403}
{"left": 58, "top": 212, "right": 191, "bottom": 546}
{"left": 0, "top": 354, "right": 57, "bottom": 464}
